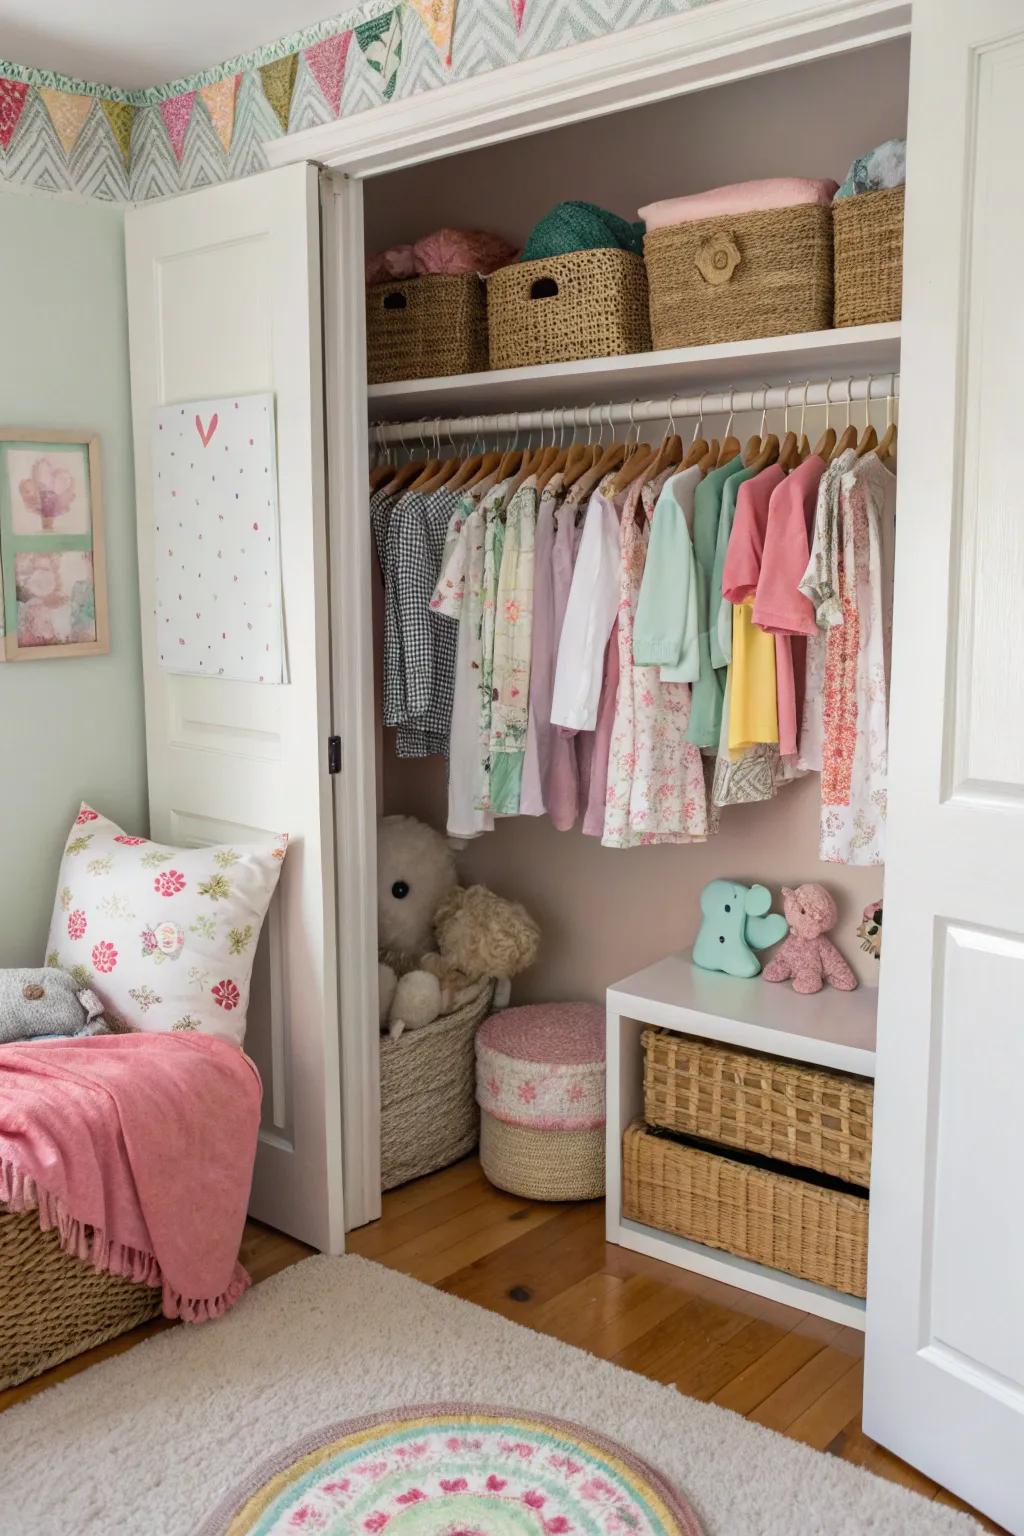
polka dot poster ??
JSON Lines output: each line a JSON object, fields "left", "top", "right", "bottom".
{"left": 152, "top": 392, "right": 284, "bottom": 684}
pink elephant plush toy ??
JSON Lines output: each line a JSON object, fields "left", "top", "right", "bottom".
{"left": 762, "top": 883, "right": 857, "bottom": 995}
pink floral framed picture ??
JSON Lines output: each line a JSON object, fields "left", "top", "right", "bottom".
{"left": 0, "top": 429, "right": 109, "bottom": 661}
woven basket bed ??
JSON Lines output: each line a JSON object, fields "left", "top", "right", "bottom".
{"left": 380, "top": 981, "right": 494, "bottom": 1191}
{"left": 623, "top": 1120, "right": 868, "bottom": 1296}
{"left": 644, "top": 202, "right": 833, "bottom": 349}
{"left": 832, "top": 185, "right": 904, "bottom": 326}
{"left": 487, "top": 249, "right": 651, "bottom": 370}
{"left": 642, "top": 1028, "right": 873, "bottom": 1188}
{"left": 366, "top": 272, "right": 488, "bottom": 384}
{"left": 0, "top": 1205, "right": 162, "bottom": 1391}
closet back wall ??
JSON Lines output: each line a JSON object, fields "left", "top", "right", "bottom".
{"left": 0, "top": 191, "right": 147, "bottom": 967}
{"left": 363, "top": 38, "right": 909, "bottom": 253}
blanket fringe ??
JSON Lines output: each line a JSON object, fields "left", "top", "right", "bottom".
{"left": 0, "top": 1153, "right": 250, "bottom": 1323}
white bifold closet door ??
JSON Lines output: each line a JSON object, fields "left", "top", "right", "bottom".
{"left": 865, "top": 3, "right": 1024, "bottom": 1531}
{"left": 125, "top": 163, "right": 345, "bottom": 1254}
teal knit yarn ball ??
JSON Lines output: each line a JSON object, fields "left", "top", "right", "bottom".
{"left": 521, "top": 200, "right": 645, "bottom": 261}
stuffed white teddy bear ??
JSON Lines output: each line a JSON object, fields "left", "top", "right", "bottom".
{"left": 377, "top": 815, "right": 539, "bottom": 1040}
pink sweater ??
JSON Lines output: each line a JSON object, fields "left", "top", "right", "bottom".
{"left": 640, "top": 177, "right": 838, "bottom": 231}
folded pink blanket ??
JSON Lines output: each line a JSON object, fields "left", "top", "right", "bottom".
{"left": 0, "top": 1031, "right": 261, "bottom": 1322}
{"left": 640, "top": 177, "right": 839, "bottom": 230}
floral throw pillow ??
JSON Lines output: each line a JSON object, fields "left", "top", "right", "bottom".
{"left": 45, "top": 804, "right": 288, "bottom": 1046}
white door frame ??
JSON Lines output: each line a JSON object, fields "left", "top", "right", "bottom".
{"left": 274, "top": 0, "right": 912, "bottom": 1229}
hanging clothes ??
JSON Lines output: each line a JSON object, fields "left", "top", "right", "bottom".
{"left": 797, "top": 447, "right": 857, "bottom": 772}
{"left": 687, "top": 456, "right": 741, "bottom": 748}
{"left": 393, "top": 484, "right": 461, "bottom": 756}
{"left": 550, "top": 478, "right": 623, "bottom": 732}
{"left": 632, "top": 463, "right": 702, "bottom": 682}
{"left": 432, "top": 480, "right": 502, "bottom": 838}
{"left": 753, "top": 453, "right": 827, "bottom": 759}
{"left": 710, "top": 461, "right": 759, "bottom": 670}
{"left": 819, "top": 451, "right": 896, "bottom": 864}
{"left": 603, "top": 470, "right": 708, "bottom": 848}
{"left": 490, "top": 477, "right": 539, "bottom": 815}
{"left": 721, "top": 464, "right": 785, "bottom": 752}
{"left": 519, "top": 474, "right": 562, "bottom": 818}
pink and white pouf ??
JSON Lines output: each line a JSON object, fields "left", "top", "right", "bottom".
{"left": 475, "top": 1003, "right": 606, "bottom": 1201}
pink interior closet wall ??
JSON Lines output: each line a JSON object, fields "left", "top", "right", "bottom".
{"left": 367, "top": 40, "right": 907, "bottom": 1002}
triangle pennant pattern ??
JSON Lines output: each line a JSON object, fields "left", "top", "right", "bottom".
{"left": 304, "top": 31, "right": 352, "bottom": 116}
{"left": 159, "top": 89, "right": 197, "bottom": 162}
{"left": 98, "top": 98, "right": 134, "bottom": 166}
{"left": 258, "top": 52, "right": 299, "bottom": 133}
{"left": 1, "top": 89, "right": 72, "bottom": 190}
{"left": 405, "top": 0, "right": 459, "bottom": 66}
{"left": 199, "top": 75, "right": 239, "bottom": 152}
{"left": 71, "top": 103, "right": 130, "bottom": 200}
{"left": 180, "top": 96, "right": 231, "bottom": 188}
{"left": 355, "top": 9, "right": 404, "bottom": 101}
{"left": 129, "top": 102, "right": 181, "bottom": 201}
{"left": 509, "top": 0, "right": 526, "bottom": 32}
{"left": 227, "top": 70, "right": 278, "bottom": 182}
{"left": 38, "top": 88, "right": 93, "bottom": 156}
{"left": 0, "top": 77, "right": 30, "bottom": 150}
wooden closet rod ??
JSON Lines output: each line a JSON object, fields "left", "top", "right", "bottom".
{"left": 373, "top": 372, "right": 900, "bottom": 445}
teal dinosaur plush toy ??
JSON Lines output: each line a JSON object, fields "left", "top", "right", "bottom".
{"left": 693, "top": 880, "right": 788, "bottom": 978}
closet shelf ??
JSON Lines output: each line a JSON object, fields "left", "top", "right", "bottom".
{"left": 367, "top": 322, "right": 900, "bottom": 421}
{"left": 608, "top": 950, "right": 877, "bottom": 1077}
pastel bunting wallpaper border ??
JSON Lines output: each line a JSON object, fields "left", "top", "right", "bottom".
{"left": 0, "top": 0, "right": 714, "bottom": 203}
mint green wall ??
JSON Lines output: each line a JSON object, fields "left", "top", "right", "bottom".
{"left": 0, "top": 191, "right": 147, "bottom": 965}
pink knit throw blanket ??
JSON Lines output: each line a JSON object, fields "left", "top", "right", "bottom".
{"left": 0, "top": 1031, "right": 261, "bottom": 1322}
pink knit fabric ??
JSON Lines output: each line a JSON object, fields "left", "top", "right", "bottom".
{"left": 0, "top": 1031, "right": 260, "bottom": 1321}
{"left": 413, "top": 227, "right": 517, "bottom": 277}
{"left": 640, "top": 176, "right": 839, "bottom": 231}
{"left": 476, "top": 1003, "right": 605, "bottom": 1131}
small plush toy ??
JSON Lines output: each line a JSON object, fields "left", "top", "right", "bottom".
{"left": 377, "top": 815, "right": 540, "bottom": 1040}
{"left": 763, "top": 883, "right": 858, "bottom": 995}
{"left": 0, "top": 968, "right": 110, "bottom": 1045}
{"left": 693, "top": 880, "right": 788, "bottom": 978}
{"left": 857, "top": 899, "right": 883, "bottom": 960}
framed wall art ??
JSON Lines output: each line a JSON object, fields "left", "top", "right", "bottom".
{"left": 0, "top": 429, "right": 109, "bottom": 662}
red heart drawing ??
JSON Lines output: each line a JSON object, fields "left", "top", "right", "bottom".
{"left": 195, "top": 412, "right": 219, "bottom": 447}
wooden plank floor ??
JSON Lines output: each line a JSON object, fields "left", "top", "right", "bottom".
{"left": 0, "top": 1156, "right": 1002, "bottom": 1532}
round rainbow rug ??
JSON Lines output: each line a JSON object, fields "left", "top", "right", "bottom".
{"left": 201, "top": 1404, "right": 704, "bottom": 1535}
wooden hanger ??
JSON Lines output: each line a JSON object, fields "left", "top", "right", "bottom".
{"left": 698, "top": 437, "right": 720, "bottom": 475}
{"left": 828, "top": 379, "right": 858, "bottom": 462}
{"left": 856, "top": 375, "right": 879, "bottom": 457}
{"left": 812, "top": 377, "right": 837, "bottom": 461}
{"left": 717, "top": 391, "right": 741, "bottom": 467}
{"left": 465, "top": 450, "right": 502, "bottom": 489}
{"left": 876, "top": 382, "right": 898, "bottom": 462}
{"left": 679, "top": 391, "right": 708, "bottom": 471}
{"left": 777, "top": 382, "right": 799, "bottom": 471}
{"left": 370, "top": 462, "right": 394, "bottom": 492}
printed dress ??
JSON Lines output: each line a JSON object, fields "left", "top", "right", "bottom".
{"left": 797, "top": 448, "right": 857, "bottom": 773}
{"left": 603, "top": 473, "right": 709, "bottom": 848}
{"left": 819, "top": 452, "right": 896, "bottom": 864}
{"left": 490, "top": 479, "right": 539, "bottom": 815}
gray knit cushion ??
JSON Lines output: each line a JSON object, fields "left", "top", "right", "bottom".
{"left": 0, "top": 969, "right": 109, "bottom": 1045}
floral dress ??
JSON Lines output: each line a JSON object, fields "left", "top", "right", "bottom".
{"left": 819, "top": 452, "right": 896, "bottom": 864}
{"left": 797, "top": 448, "right": 857, "bottom": 772}
{"left": 490, "top": 478, "right": 539, "bottom": 815}
{"left": 603, "top": 472, "right": 709, "bottom": 848}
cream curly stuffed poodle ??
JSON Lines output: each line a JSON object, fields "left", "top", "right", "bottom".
{"left": 762, "top": 883, "right": 857, "bottom": 995}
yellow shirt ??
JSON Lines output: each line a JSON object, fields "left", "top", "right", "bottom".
{"left": 728, "top": 598, "right": 778, "bottom": 752}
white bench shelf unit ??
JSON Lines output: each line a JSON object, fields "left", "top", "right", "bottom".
{"left": 605, "top": 952, "right": 877, "bottom": 1330}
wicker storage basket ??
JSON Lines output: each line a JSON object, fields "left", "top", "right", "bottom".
{"left": 644, "top": 203, "right": 833, "bottom": 349}
{"left": 0, "top": 1206, "right": 162, "bottom": 1391}
{"left": 480, "top": 1115, "right": 605, "bottom": 1202}
{"left": 832, "top": 186, "right": 904, "bottom": 327}
{"left": 622, "top": 1121, "right": 868, "bottom": 1296}
{"left": 380, "top": 981, "right": 494, "bottom": 1191}
{"left": 642, "top": 1029, "right": 872, "bottom": 1188}
{"left": 487, "top": 250, "right": 651, "bottom": 371}
{"left": 366, "top": 273, "right": 488, "bottom": 384}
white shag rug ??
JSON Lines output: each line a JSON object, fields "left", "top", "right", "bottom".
{"left": 0, "top": 1255, "right": 980, "bottom": 1536}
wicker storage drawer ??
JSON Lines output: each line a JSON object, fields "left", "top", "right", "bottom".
{"left": 622, "top": 1120, "right": 868, "bottom": 1296}
{"left": 487, "top": 249, "right": 651, "bottom": 370}
{"left": 642, "top": 1028, "right": 872, "bottom": 1188}
{"left": 366, "top": 273, "right": 488, "bottom": 384}
{"left": 833, "top": 185, "right": 904, "bottom": 327}
{"left": 380, "top": 981, "right": 494, "bottom": 1191}
{"left": 644, "top": 203, "right": 833, "bottom": 349}
{"left": 1, "top": 1206, "right": 162, "bottom": 1390}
